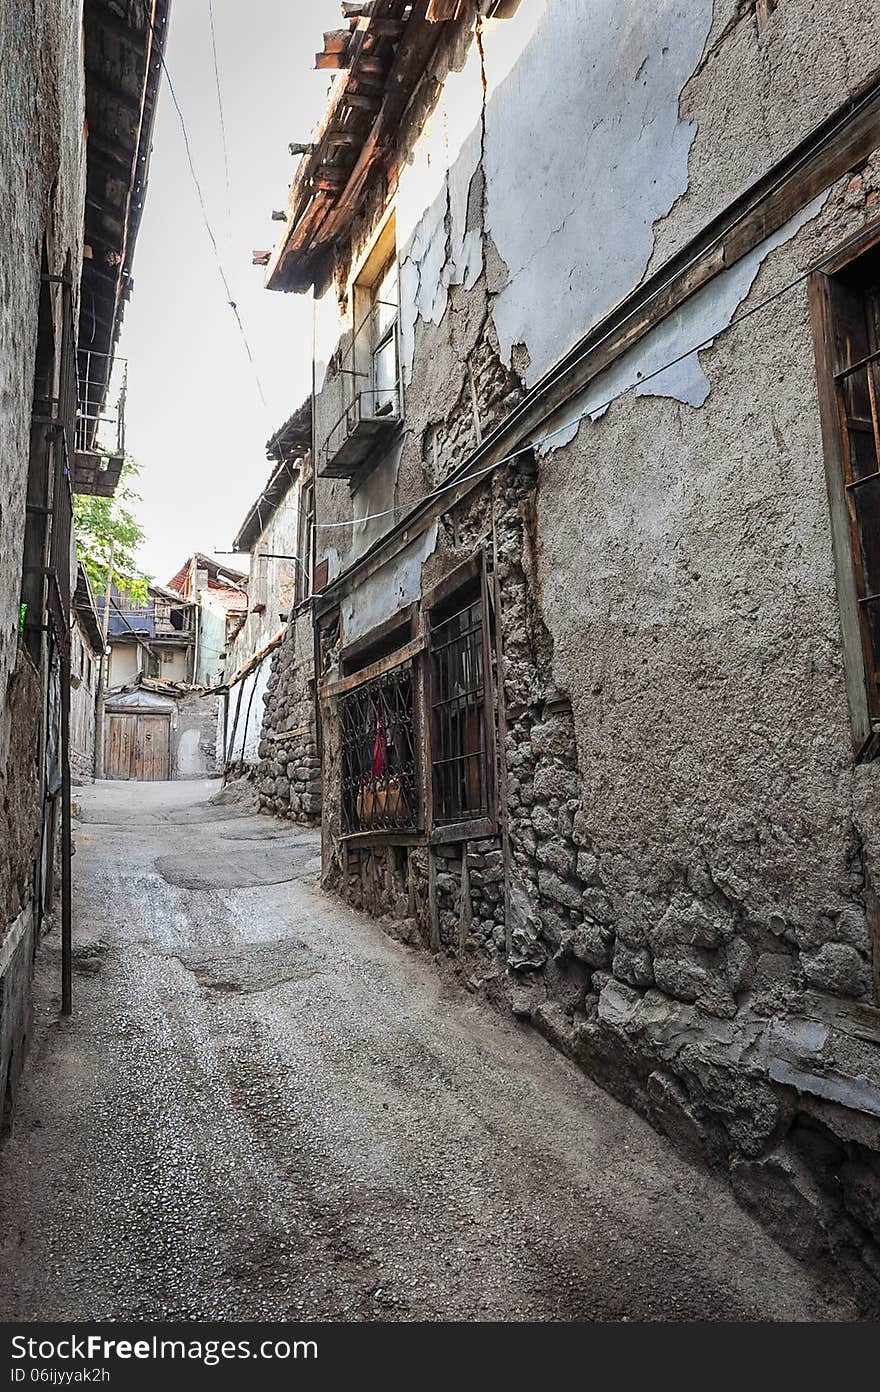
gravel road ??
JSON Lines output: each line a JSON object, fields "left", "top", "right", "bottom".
{"left": 0, "top": 779, "right": 859, "bottom": 1321}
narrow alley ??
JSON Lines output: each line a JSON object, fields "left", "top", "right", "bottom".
{"left": 0, "top": 782, "right": 858, "bottom": 1322}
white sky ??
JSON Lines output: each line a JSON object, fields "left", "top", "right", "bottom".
{"left": 116, "top": 0, "right": 341, "bottom": 586}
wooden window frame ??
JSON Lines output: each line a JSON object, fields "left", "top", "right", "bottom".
{"left": 324, "top": 617, "right": 426, "bottom": 845}
{"left": 424, "top": 554, "right": 498, "bottom": 845}
{"left": 810, "top": 219, "right": 880, "bottom": 758}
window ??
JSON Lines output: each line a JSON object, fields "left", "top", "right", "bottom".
{"left": 319, "top": 214, "right": 401, "bottom": 479}
{"left": 428, "top": 568, "right": 494, "bottom": 833}
{"left": 812, "top": 233, "right": 880, "bottom": 748}
{"left": 339, "top": 661, "right": 418, "bottom": 834}
{"left": 367, "top": 253, "right": 399, "bottom": 419}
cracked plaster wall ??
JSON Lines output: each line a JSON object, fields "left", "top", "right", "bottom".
{"left": 1, "top": 0, "right": 86, "bottom": 939}
{"left": 536, "top": 162, "right": 880, "bottom": 1010}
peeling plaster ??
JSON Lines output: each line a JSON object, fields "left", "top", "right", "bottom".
{"left": 537, "top": 191, "right": 829, "bottom": 455}
{"left": 396, "top": 2, "right": 719, "bottom": 394}
{"left": 398, "top": 35, "right": 486, "bottom": 384}
{"left": 482, "top": 0, "right": 715, "bottom": 387}
{"left": 341, "top": 523, "right": 439, "bottom": 645}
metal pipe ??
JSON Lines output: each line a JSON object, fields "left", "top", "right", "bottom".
{"left": 60, "top": 644, "right": 72, "bottom": 1017}
{"left": 93, "top": 549, "right": 115, "bottom": 779}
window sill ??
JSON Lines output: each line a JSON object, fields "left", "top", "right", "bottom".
{"left": 341, "top": 829, "right": 424, "bottom": 850}
{"left": 429, "top": 816, "right": 496, "bottom": 846}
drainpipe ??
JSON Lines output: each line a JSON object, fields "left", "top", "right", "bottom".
{"left": 93, "top": 549, "right": 114, "bottom": 779}
{"left": 192, "top": 603, "right": 201, "bottom": 684}
{"left": 60, "top": 643, "right": 72, "bottom": 1016}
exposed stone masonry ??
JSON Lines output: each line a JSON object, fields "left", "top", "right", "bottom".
{"left": 254, "top": 618, "right": 321, "bottom": 826}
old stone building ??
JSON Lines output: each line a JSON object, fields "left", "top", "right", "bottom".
{"left": 166, "top": 553, "right": 248, "bottom": 689}
{"left": 0, "top": 0, "right": 167, "bottom": 1112}
{"left": 101, "top": 581, "right": 197, "bottom": 689}
{"left": 221, "top": 405, "right": 322, "bottom": 824}
{"left": 261, "top": 1, "right": 880, "bottom": 1287}
{"left": 69, "top": 565, "right": 102, "bottom": 781}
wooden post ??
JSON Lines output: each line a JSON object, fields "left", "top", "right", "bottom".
{"left": 427, "top": 845, "right": 440, "bottom": 951}
{"left": 458, "top": 841, "right": 471, "bottom": 953}
{"left": 93, "top": 549, "right": 114, "bottom": 779}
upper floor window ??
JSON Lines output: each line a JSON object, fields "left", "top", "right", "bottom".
{"left": 812, "top": 232, "right": 880, "bottom": 752}
{"left": 367, "top": 253, "right": 399, "bottom": 418}
{"left": 319, "top": 213, "right": 401, "bottom": 479}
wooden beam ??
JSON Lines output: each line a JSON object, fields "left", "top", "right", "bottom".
{"left": 84, "top": 65, "right": 143, "bottom": 116}
{"left": 322, "top": 28, "right": 351, "bottom": 53}
{"left": 320, "top": 635, "right": 425, "bottom": 700}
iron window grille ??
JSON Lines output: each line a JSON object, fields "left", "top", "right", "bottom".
{"left": 430, "top": 589, "right": 490, "bottom": 826}
{"left": 812, "top": 230, "right": 880, "bottom": 748}
{"left": 339, "top": 660, "right": 418, "bottom": 834}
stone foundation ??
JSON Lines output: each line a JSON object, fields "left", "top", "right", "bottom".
{"left": 254, "top": 616, "right": 321, "bottom": 826}
{"left": 317, "top": 456, "right": 880, "bottom": 1307}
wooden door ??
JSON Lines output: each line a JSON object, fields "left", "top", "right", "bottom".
{"left": 135, "top": 716, "right": 171, "bottom": 781}
{"left": 105, "top": 714, "right": 171, "bottom": 780}
{"left": 105, "top": 714, "right": 137, "bottom": 779}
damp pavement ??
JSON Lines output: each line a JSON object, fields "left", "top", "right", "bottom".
{"left": 0, "top": 779, "right": 862, "bottom": 1321}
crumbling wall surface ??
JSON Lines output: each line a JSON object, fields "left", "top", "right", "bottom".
{"left": 173, "top": 693, "right": 220, "bottom": 780}
{"left": 0, "top": 0, "right": 84, "bottom": 928}
{"left": 650, "top": 0, "right": 880, "bottom": 269}
{"left": 253, "top": 612, "right": 320, "bottom": 825}
{"left": 519, "top": 160, "right": 880, "bottom": 1296}
{"left": 0, "top": 0, "right": 85, "bottom": 1130}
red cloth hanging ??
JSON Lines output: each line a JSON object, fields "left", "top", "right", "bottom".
{"left": 371, "top": 704, "right": 387, "bottom": 778}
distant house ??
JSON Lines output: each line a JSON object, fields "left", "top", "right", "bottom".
{"left": 219, "top": 402, "right": 318, "bottom": 794}
{"left": 69, "top": 566, "right": 103, "bottom": 782}
{"left": 99, "top": 582, "right": 197, "bottom": 690}
{"left": 166, "top": 553, "right": 248, "bottom": 688}
{"left": 102, "top": 677, "right": 220, "bottom": 783}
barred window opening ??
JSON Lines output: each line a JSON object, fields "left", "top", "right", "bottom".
{"left": 340, "top": 661, "right": 417, "bottom": 833}
{"left": 825, "top": 247, "right": 880, "bottom": 719}
{"left": 430, "top": 590, "right": 489, "bottom": 826}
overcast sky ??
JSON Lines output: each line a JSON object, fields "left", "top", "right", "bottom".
{"left": 116, "top": 0, "right": 340, "bottom": 585}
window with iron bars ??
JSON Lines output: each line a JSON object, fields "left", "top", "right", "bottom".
{"left": 429, "top": 584, "right": 491, "bottom": 827}
{"left": 812, "top": 235, "right": 880, "bottom": 737}
{"left": 339, "top": 660, "right": 418, "bottom": 834}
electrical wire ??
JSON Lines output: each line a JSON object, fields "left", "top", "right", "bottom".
{"left": 207, "top": 0, "right": 232, "bottom": 234}
{"left": 140, "top": 1, "right": 268, "bottom": 412}
{"left": 313, "top": 230, "right": 855, "bottom": 533}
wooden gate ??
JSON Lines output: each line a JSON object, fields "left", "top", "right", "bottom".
{"left": 105, "top": 713, "right": 171, "bottom": 781}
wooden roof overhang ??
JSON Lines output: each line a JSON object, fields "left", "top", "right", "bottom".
{"left": 78, "top": 1, "right": 170, "bottom": 464}
{"left": 266, "top": 1, "right": 458, "bottom": 294}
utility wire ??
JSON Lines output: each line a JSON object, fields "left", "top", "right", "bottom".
{"left": 141, "top": 2, "right": 268, "bottom": 412}
{"left": 207, "top": 0, "right": 232, "bottom": 235}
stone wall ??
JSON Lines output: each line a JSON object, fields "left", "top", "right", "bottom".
{"left": 276, "top": 2, "right": 880, "bottom": 1299}
{"left": 252, "top": 612, "right": 321, "bottom": 825}
{"left": 0, "top": 0, "right": 86, "bottom": 1129}
{"left": 69, "top": 617, "right": 96, "bottom": 783}
{"left": 320, "top": 442, "right": 880, "bottom": 1302}
{"left": 173, "top": 691, "right": 220, "bottom": 780}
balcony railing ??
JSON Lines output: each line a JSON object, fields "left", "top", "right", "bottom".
{"left": 319, "top": 385, "right": 402, "bottom": 478}
{"left": 73, "top": 350, "right": 127, "bottom": 496}
{"left": 319, "top": 301, "right": 402, "bottom": 478}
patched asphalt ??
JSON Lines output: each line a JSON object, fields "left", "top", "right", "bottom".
{"left": 0, "top": 779, "right": 861, "bottom": 1321}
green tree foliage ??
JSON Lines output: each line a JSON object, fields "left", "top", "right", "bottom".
{"left": 74, "top": 458, "right": 151, "bottom": 601}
